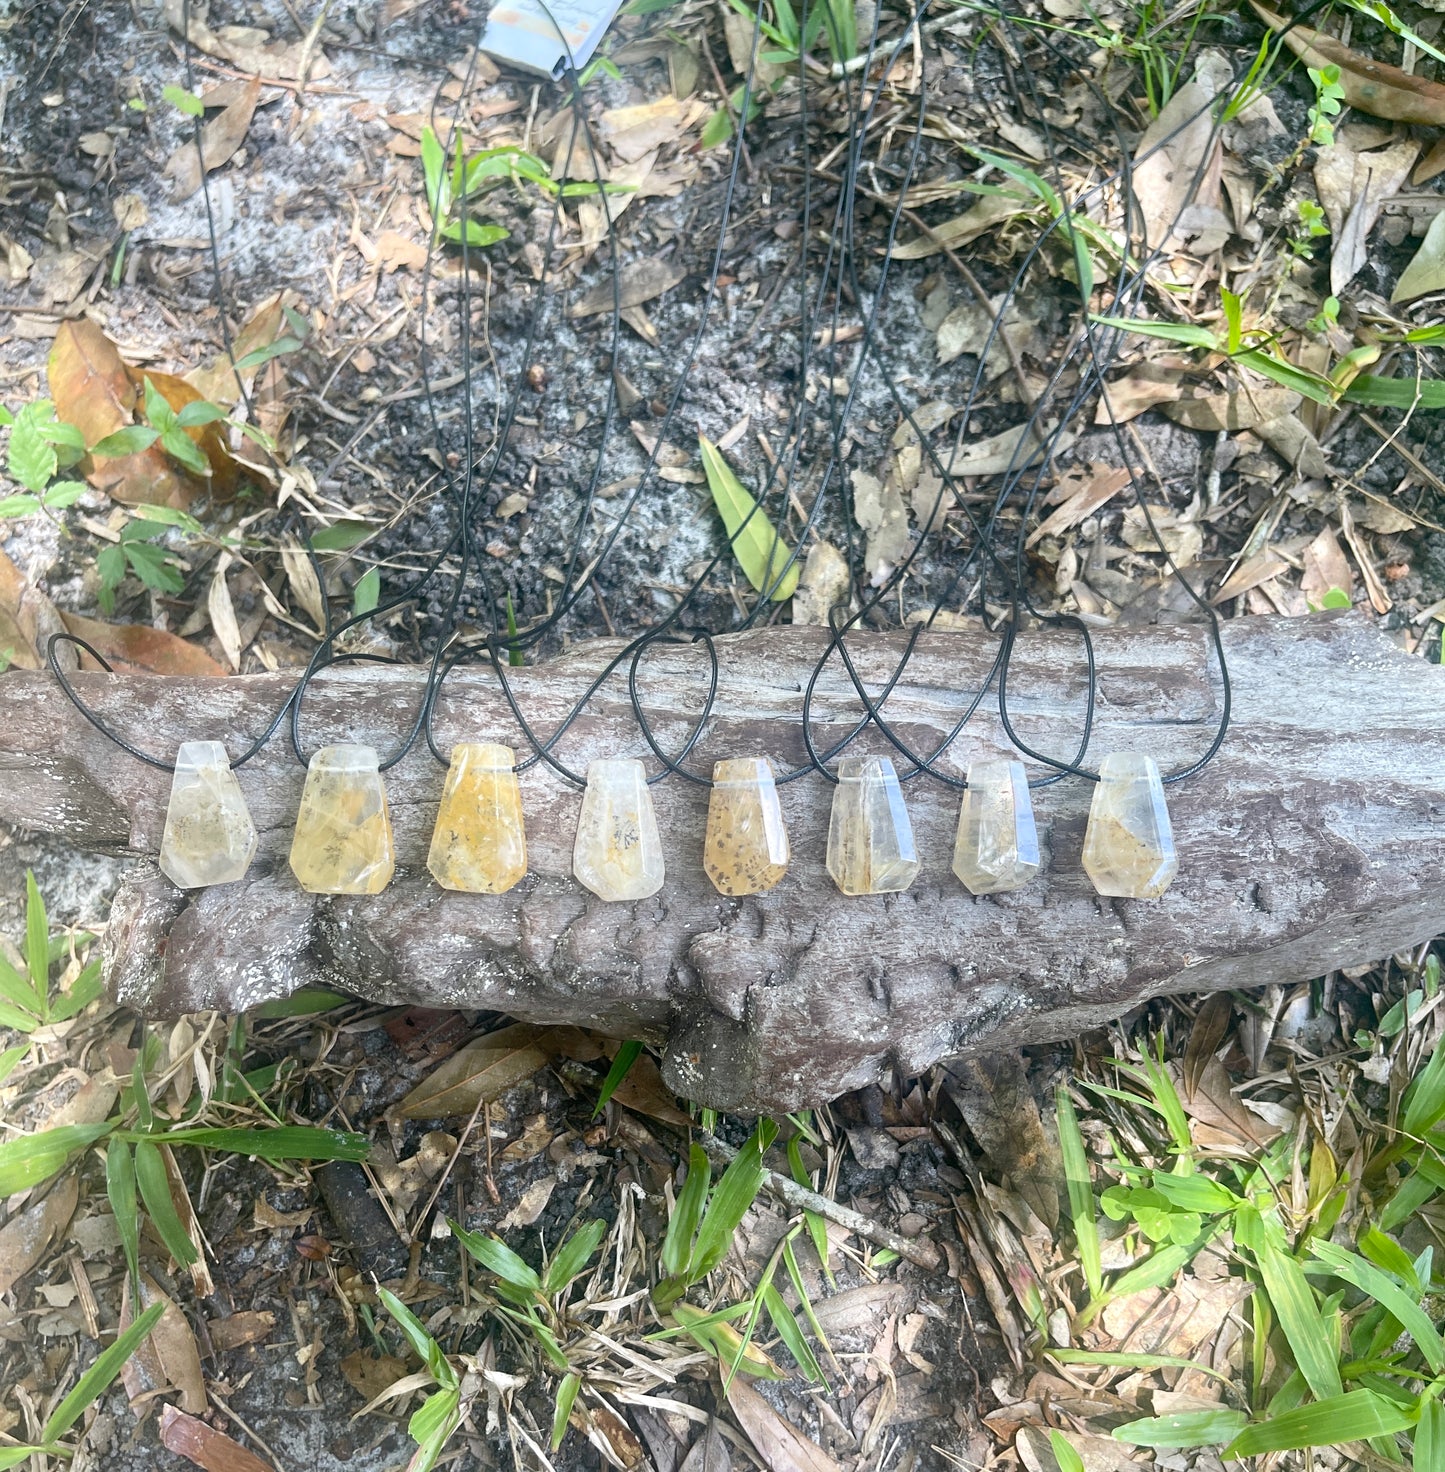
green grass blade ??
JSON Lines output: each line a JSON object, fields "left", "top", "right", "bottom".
{"left": 0, "top": 951, "right": 42, "bottom": 1020}
{"left": 378, "top": 1286, "right": 455, "bottom": 1387}
{"left": 1056, "top": 1085, "right": 1102, "bottom": 1300}
{"left": 1048, "top": 1431, "right": 1085, "bottom": 1472}
{"left": 133, "top": 1140, "right": 198, "bottom": 1269}
{"left": 251, "top": 988, "right": 350, "bottom": 1018}
{"left": 1255, "top": 1235, "right": 1343, "bottom": 1400}
{"left": 0, "top": 1044, "right": 27, "bottom": 1087}
{"left": 1107, "top": 1234, "right": 1211, "bottom": 1301}
{"left": 593, "top": 1040, "right": 642, "bottom": 1118}
{"left": 43, "top": 1300, "right": 165, "bottom": 1442}
{"left": 698, "top": 435, "right": 799, "bottom": 601}
{"left": 787, "top": 1136, "right": 835, "bottom": 1289}
{"left": 690, "top": 1123, "right": 774, "bottom": 1281}
{"left": 149, "top": 1126, "right": 369, "bottom": 1160}
{"left": 762, "top": 1280, "right": 823, "bottom": 1382}
{"left": 449, "top": 1220, "right": 542, "bottom": 1295}
{"left": 1114, "top": 1410, "right": 1249, "bottom": 1448}
{"left": 1342, "top": 376, "right": 1445, "bottom": 410}
{"left": 1226, "top": 1389, "right": 1417, "bottom": 1456}
{"left": 1415, "top": 1397, "right": 1445, "bottom": 1472}
{"left": 660, "top": 1144, "right": 711, "bottom": 1284}
{"left": 0, "top": 1122, "right": 114, "bottom": 1196}
{"left": 1308, "top": 1241, "right": 1445, "bottom": 1373}
{"left": 1049, "top": 1349, "right": 1235, "bottom": 1387}
{"left": 106, "top": 1138, "right": 140, "bottom": 1296}
{"left": 551, "top": 1373, "right": 581, "bottom": 1451}
{"left": 48, "top": 958, "right": 103, "bottom": 1022}
{"left": 1404, "top": 1043, "right": 1445, "bottom": 1136}
{"left": 543, "top": 1219, "right": 607, "bottom": 1297}
{"left": 24, "top": 871, "right": 49, "bottom": 1012}
{"left": 1090, "top": 314, "right": 1219, "bottom": 349}
{"left": 1358, "top": 1225, "right": 1421, "bottom": 1291}
{"left": 782, "top": 1235, "right": 835, "bottom": 1376}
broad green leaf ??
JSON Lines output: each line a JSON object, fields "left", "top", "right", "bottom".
{"left": 134, "top": 1139, "right": 199, "bottom": 1268}
{"left": 1234, "top": 347, "right": 1336, "bottom": 404}
{"left": 378, "top": 1286, "right": 456, "bottom": 1388}
{"left": 543, "top": 1219, "right": 608, "bottom": 1298}
{"left": 0, "top": 950, "right": 42, "bottom": 1017}
{"left": 661, "top": 1144, "right": 711, "bottom": 1282}
{"left": 1114, "top": 1409, "right": 1248, "bottom": 1448}
{"left": 43, "top": 480, "right": 87, "bottom": 509}
{"left": 311, "top": 518, "right": 374, "bottom": 551}
{"left": 408, "top": 1385, "right": 460, "bottom": 1445}
{"left": 1107, "top": 1235, "right": 1210, "bottom": 1300}
{"left": 439, "top": 218, "right": 509, "bottom": 248}
{"left": 1056, "top": 1085, "right": 1102, "bottom": 1300}
{"left": 1254, "top": 1234, "right": 1342, "bottom": 1400}
{"left": 0, "top": 494, "right": 42, "bottom": 517}
{"left": 43, "top": 1300, "right": 166, "bottom": 1441}
{"left": 251, "top": 988, "right": 350, "bottom": 1017}
{"left": 0, "top": 1001, "right": 39, "bottom": 1033}
{"left": 593, "top": 1040, "right": 643, "bottom": 1118}
{"left": 1308, "top": 1240, "right": 1445, "bottom": 1372}
{"left": 449, "top": 1219, "right": 542, "bottom": 1296}
{"left": 8, "top": 413, "right": 57, "bottom": 492}
{"left": 1405, "top": 1041, "right": 1445, "bottom": 1136}
{"left": 1049, "top": 1431, "right": 1086, "bottom": 1472}
{"left": 160, "top": 426, "right": 210, "bottom": 478}
{"left": 233, "top": 336, "right": 303, "bottom": 373}
{"left": 699, "top": 435, "right": 798, "bottom": 601}
{"left": 24, "top": 870, "right": 48, "bottom": 998}
{"left": 145, "top": 1125, "right": 369, "bottom": 1161}
{"left": 106, "top": 1137, "right": 141, "bottom": 1294}
{"left": 690, "top": 1121, "right": 775, "bottom": 1280}
{"left": 163, "top": 84, "right": 205, "bottom": 116}
{"left": 551, "top": 1373, "right": 581, "bottom": 1451}
{"left": 142, "top": 376, "right": 176, "bottom": 432}
{"left": 1342, "top": 375, "right": 1445, "bottom": 409}
{"left": 0, "top": 1044, "right": 28, "bottom": 1087}
{"left": 123, "top": 540, "right": 185, "bottom": 595}
{"left": 352, "top": 565, "right": 380, "bottom": 617}
{"left": 92, "top": 425, "right": 161, "bottom": 456}
{"left": 1090, "top": 314, "right": 1219, "bottom": 350}
{"left": 1150, "top": 1173, "right": 1239, "bottom": 1213}
{"left": 421, "top": 125, "right": 448, "bottom": 218}
{"left": 1226, "top": 1389, "right": 1417, "bottom": 1456}
{"left": 175, "top": 400, "right": 228, "bottom": 428}
{"left": 0, "top": 1122, "right": 113, "bottom": 1196}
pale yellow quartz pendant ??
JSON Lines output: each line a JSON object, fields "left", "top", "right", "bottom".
{"left": 427, "top": 742, "right": 527, "bottom": 893}
{"left": 158, "top": 740, "right": 258, "bottom": 888}
{"left": 289, "top": 744, "right": 396, "bottom": 895}
{"left": 704, "top": 758, "right": 789, "bottom": 896}
{"left": 573, "top": 758, "right": 664, "bottom": 901}
{"left": 1081, "top": 752, "right": 1178, "bottom": 899}
{"left": 826, "top": 755, "right": 920, "bottom": 896}
{"left": 952, "top": 759, "right": 1040, "bottom": 895}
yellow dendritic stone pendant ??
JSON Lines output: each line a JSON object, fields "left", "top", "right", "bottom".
{"left": 159, "top": 740, "right": 258, "bottom": 889}
{"left": 1081, "top": 752, "right": 1177, "bottom": 899}
{"left": 826, "top": 755, "right": 920, "bottom": 896}
{"left": 573, "top": 758, "right": 664, "bottom": 902}
{"left": 952, "top": 759, "right": 1040, "bottom": 895}
{"left": 289, "top": 744, "right": 395, "bottom": 895}
{"left": 704, "top": 758, "right": 789, "bottom": 896}
{"left": 427, "top": 742, "right": 527, "bottom": 893}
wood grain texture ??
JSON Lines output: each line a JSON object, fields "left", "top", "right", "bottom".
{"left": 2, "top": 612, "right": 1441, "bottom": 1112}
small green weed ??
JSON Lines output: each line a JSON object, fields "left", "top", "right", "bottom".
{"left": 0, "top": 401, "right": 87, "bottom": 517}
{"left": 1306, "top": 62, "right": 1346, "bottom": 146}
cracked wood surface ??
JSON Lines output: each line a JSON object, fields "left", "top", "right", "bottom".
{"left": 1, "top": 613, "right": 1441, "bottom": 1111}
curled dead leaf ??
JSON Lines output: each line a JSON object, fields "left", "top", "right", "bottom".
{"left": 121, "top": 1272, "right": 207, "bottom": 1415}
{"left": 0, "top": 546, "right": 68, "bottom": 671}
{"left": 160, "top": 1404, "right": 273, "bottom": 1472}
{"left": 163, "top": 80, "right": 261, "bottom": 200}
{"left": 60, "top": 611, "right": 229, "bottom": 677}
{"left": 393, "top": 1022, "right": 550, "bottom": 1119}
{"left": 0, "top": 1174, "right": 80, "bottom": 1297}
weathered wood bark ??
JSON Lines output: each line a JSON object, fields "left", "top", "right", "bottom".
{"left": 1, "top": 613, "right": 1441, "bottom": 1112}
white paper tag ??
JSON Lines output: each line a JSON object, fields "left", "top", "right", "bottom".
{"left": 480, "top": 0, "right": 625, "bottom": 78}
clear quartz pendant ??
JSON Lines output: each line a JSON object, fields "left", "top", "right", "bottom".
{"left": 704, "top": 758, "right": 789, "bottom": 897}
{"left": 427, "top": 742, "right": 527, "bottom": 894}
{"left": 573, "top": 758, "right": 664, "bottom": 902}
{"left": 158, "top": 740, "right": 257, "bottom": 889}
{"left": 1082, "top": 752, "right": 1178, "bottom": 899}
{"left": 289, "top": 744, "right": 396, "bottom": 895}
{"left": 826, "top": 755, "right": 920, "bottom": 896}
{"left": 952, "top": 759, "right": 1040, "bottom": 895}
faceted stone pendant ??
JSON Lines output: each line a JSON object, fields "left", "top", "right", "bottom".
{"left": 289, "top": 744, "right": 395, "bottom": 895}
{"left": 704, "top": 758, "right": 789, "bottom": 897}
{"left": 952, "top": 759, "right": 1040, "bottom": 895}
{"left": 1082, "top": 752, "right": 1178, "bottom": 899}
{"left": 826, "top": 755, "right": 920, "bottom": 896}
{"left": 427, "top": 743, "right": 528, "bottom": 894}
{"left": 158, "top": 740, "right": 257, "bottom": 889}
{"left": 573, "top": 758, "right": 664, "bottom": 902}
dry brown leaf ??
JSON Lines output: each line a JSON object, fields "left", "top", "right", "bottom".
{"left": 1183, "top": 993, "right": 1233, "bottom": 1099}
{"left": 852, "top": 468, "right": 911, "bottom": 583}
{"left": 892, "top": 192, "right": 1030, "bottom": 260}
{"left": 121, "top": 1272, "right": 207, "bottom": 1415}
{"left": 1162, "top": 385, "right": 1300, "bottom": 432}
{"left": 790, "top": 541, "right": 850, "bottom": 627}
{"left": 207, "top": 1310, "right": 276, "bottom": 1352}
{"left": 393, "top": 1022, "right": 550, "bottom": 1119}
{"left": 186, "top": 295, "right": 289, "bottom": 408}
{"left": 606, "top": 1053, "right": 693, "bottom": 1129}
{"left": 596, "top": 98, "right": 705, "bottom": 163}
{"left": 500, "top": 1113, "right": 552, "bottom": 1163}
{"left": 339, "top": 1349, "right": 410, "bottom": 1403}
{"left": 1252, "top": 2, "right": 1445, "bottom": 125}
{"left": 570, "top": 260, "right": 687, "bottom": 319}
{"left": 572, "top": 1398, "right": 646, "bottom": 1470}
{"left": 253, "top": 1197, "right": 312, "bottom": 1231}
{"left": 0, "top": 1174, "right": 79, "bottom": 1297}
{"left": 947, "top": 422, "right": 1073, "bottom": 478}
{"left": 160, "top": 1404, "right": 273, "bottom": 1472}
{"left": 376, "top": 230, "right": 428, "bottom": 273}
{"left": 60, "top": 611, "right": 229, "bottom": 677}
{"left": 163, "top": 80, "right": 261, "bottom": 200}
{"left": 208, "top": 553, "right": 245, "bottom": 671}
{"left": 726, "top": 1377, "right": 841, "bottom": 1472}
{"left": 0, "top": 546, "right": 66, "bottom": 670}
{"left": 1025, "top": 464, "right": 1131, "bottom": 548}
{"left": 1314, "top": 137, "right": 1419, "bottom": 294}
{"left": 1176, "top": 1057, "right": 1280, "bottom": 1147}
{"left": 679, "top": 1419, "right": 732, "bottom": 1472}
{"left": 163, "top": 0, "right": 331, "bottom": 81}
{"left": 1211, "top": 549, "right": 1290, "bottom": 603}
{"left": 1301, "top": 523, "right": 1354, "bottom": 603}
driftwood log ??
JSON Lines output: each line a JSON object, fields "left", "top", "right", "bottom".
{"left": 1, "top": 612, "right": 1442, "bottom": 1112}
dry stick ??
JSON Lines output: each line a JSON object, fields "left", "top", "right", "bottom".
{"left": 696, "top": 1133, "right": 942, "bottom": 1270}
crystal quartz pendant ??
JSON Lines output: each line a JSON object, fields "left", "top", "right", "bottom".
{"left": 826, "top": 755, "right": 920, "bottom": 896}
{"left": 288, "top": 744, "right": 395, "bottom": 895}
{"left": 158, "top": 741, "right": 257, "bottom": 889}
{"left": 1082, "top": 752, "right": 1178, "bottom": 899}
{"left": 952, "top": 759, "right": 1040, "bottom": 895}
{"left": 704, "top": 758, "right": 790, "bottom": 896}
{"left": 427, "top": 742, "right": 528, "bottom": 894}
{"left": 573, "top": 758, "right": 665, "bottom": 902}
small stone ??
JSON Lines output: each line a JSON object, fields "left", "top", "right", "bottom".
{"left": 289, "top": 744, "right": 395, "bottom": 895}
{"left": 427, "top": 743, "right": 527, "bottom": 894}
{"left": 826, "top": 755, "right": 920, "bottom": 896}
{"left": 952, "top": 759, "right": 1040, "bottom": 895}
{"left": 573, "top": 758, "right": 664, "bottom": 902}
{"left": 1082, "top": 752, "right": 1178, "bottom": 899}
{"left": 704, "top": 758, "right": 789, "bottom": 896}
{"left": 158, "top": 740, "right": 257, "bottom": 889}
